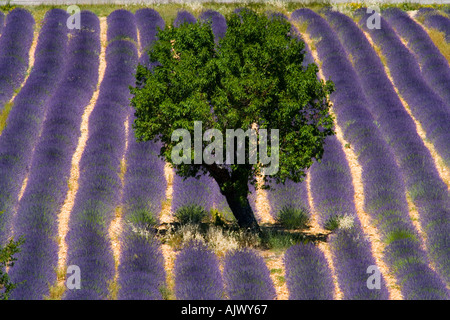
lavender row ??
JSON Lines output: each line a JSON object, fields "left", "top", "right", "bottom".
{"left": 284, "top": 243, "right": 334, "bottom": 299}
{"left": 116, "top": 10, "right": 168, "bottom": 299}
{"left": 291, "top": 9, "right": 448, "bottom": 299}
{"left": 174, "top": 240, "right": 224, "bottom": 300}
{"left": 382, "top": 8, "right": 450, "bottom": 108}
{"left": 0, "top": 8, "right": 35, "bottom": 110}
{"left": 0, "top": 11, "right": 4, "bottom": 33}
{"left": 106, "top": 9, "right": 137, "bottom": 43}
{"left": 63, "top": 11, "right": 138, "bottom": 299}
{"left": 135, "top": 8, "right": 165, "bottom": 68}
{"left": 0, "top": 8, "right": 69, "bottom": 246}
{"left": 356, "top": 10, "right": 450, "bottom": 168}
{"left": 310, "top": 135, "right": 389, "bottom": 299}
{"left": 171, "top": 173, "right": 223, "bottom": 215}
{"left": 265, "top": 178, "right": 309, "bottom": 221}
{"left": 198, "top": 9, "right": 227, "bottom": 43}
{"left": 117, "top": 233, "right": 166, "bottom": 300}
{"left": 417, "top": 8, "right": 450, "bottom": 42}
{"left": 292, "top": 10, "right": 389, "bottom": 299}
{"left": 223, "top": 248, "right": 276, "bottom": 300}
{"left": 326, "top": 9, "right": 450, "bottom": 287}
{"left": 9, "top": 11, "right": 101, "bottom": 300}
{"left": 173, "top": 9, "right": 197, "bottom": 27}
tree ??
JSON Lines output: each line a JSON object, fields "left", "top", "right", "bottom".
{"left": 0, "top": 236, "right": 24, "bottom": 300}
{"left": 130, "top": 10, "right": 335, "bottom": 232}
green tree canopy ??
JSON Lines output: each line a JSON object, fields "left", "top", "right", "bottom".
{"left": 130, "top": 10, "right": 335, "bottom": 231}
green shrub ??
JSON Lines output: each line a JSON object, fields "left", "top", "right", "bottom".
{"left": 276, "top": 205, "right": 310, "bottom": 230}
{"left": 324, "top": 213, "right": 355, "bottom": 231}
{"left": 126, "top": 208, "right": 158, "bottom": 231}
{"left": 324, "top": 214, "right": 343, "bottom": 231}
{"left": 1, "top": 236, "right": 25, "bottom": 300}
{"left": 175, "top": 204, "right": 208, "bottom": 225}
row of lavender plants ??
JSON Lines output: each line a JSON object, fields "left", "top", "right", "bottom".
{"left": 309, "top": 135, "right": 390, "bottom": 299}
{"left": 63, "top": 9, "right": 138, "bottom": 300}
{"left": 0, "top": 11, "right": 4, "bottom": 33}
{"left": 174, "top": 240, "right": 223, "bottom": 299}
{"left": 326, "top": 9, "right": 450, "bottom": 287}
{"left": 273, "top": 11, "right": 389, "bottom": 299}
{"left": 116, "top": 8, "right": 167, "bottom": 300}
{"left": 0, "top": 8, "right": 34, "bottom": 111}
{"left": 382, "top": 8, "right": 450, "bottom": 108}
{"left": 356, "top": 9, "right": 450, "bottom": 169}
{"left": 0, "top": 8, "right": 69, "bottom": 247}
{"left": 291, "top": 8, "right": 448, "bottom": 299}
{"left": 135, "top": 7, "right": 165, "bottom": 68}
{"left": 223, "top": 248, "right": 276, "bottom": 300}
{"left": 284, "top": 242, "right": 334, "bottom": 299}
{"left": 175, "top": 243, "right": 276, "bottom": 300}
{"left": 417, "top": 8, "right": 450, "bottom": 42}
{"left": 9, "top": 11, "right": 101, "bottom": 300}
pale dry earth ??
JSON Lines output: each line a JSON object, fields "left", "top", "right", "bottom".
{"left": 55, "top": 17, "right": 108, "bottom": 290}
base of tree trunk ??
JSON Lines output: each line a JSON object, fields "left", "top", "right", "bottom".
{"left": 223, "top": 191, "right": 261, "bottom": 234}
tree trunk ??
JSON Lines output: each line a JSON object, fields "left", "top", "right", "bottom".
{"left": 205, "top": 163, "right": 260, "bottom": 233}
{"left": 223, "top": 190, "right": 260, "bottom": 233}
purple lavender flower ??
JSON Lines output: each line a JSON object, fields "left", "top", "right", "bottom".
{"left": 382, "top": 8, "right": 450, "bottom": 107}
{"left": 0, "top": 8, "right": 68, "bottom": 248}
{"left": 63, "top": 11, "right": 138, "bottom": 300}
{"left": 291, "top": 8, "right": 448, "bottom": 299}
{"left": 8, "top": 11, "right": 100, "bottom": 300}
{"left": 284, "top": 243, "right": 334, "bottom": 300}
{"left": 198, "top": 10, "right": 227, "bottom": 43}
{"left": 356, "top": 9, "right": 450, "bottom": 169}
{"left": 135, "top": 8, "right": 165, "bottom": 68}
{"left": 325, "top": 8, "right": 450, "bottom": 288}
{"left": 174, "top": 240, "right": 224, "bottom": 300}
{"left": 0, "top": 8, "right": 35, "bottom": 110}
{"left": 107, "top": 9, "right": 137, "bottom": 43}
{"left": 173, "top": 10, "right": 196, "bottom": 28}
{"left": 223, "top": 248, "right": 276, "bottom": 300}
{"left": 117, "top": 233, "right": 166, "bottom": 300}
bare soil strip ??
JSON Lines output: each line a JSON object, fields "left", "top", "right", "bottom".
{"left": 160, "top": 163, "right": 175, "bottom": 224}
{"left": 107, "top": 115, "right": 129, "bottom": 299}
{"left": 300, "top": 30, "right": 403, "bottom": 300}
{"left": 259, "top": 250, "right": 289, "bottom": 300}
{"left": 255, "top": 175, "right": 276, "bottom": 224}
{"left": 55, "top": 17, "right": 108, "bottom": 291}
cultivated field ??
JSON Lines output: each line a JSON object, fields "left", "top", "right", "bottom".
{"left": 0, "top": 1, "right": 449, "bottom": 300}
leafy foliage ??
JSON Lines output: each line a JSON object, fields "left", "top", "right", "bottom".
{"left": 175, "top": 204, "right": 209, "bottom": 225}
{"left": 0, "top": 236, "right": 24, "bottom": 300}
{"left": 277, "top": 205, "right": 310, "bottom": 230}
{"left": 131, "top": 9, "right": 334, "bottom": 229}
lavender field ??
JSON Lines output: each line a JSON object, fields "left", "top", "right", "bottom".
{"left": 0, "top": 3, "right": 449, "bottom": 300}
